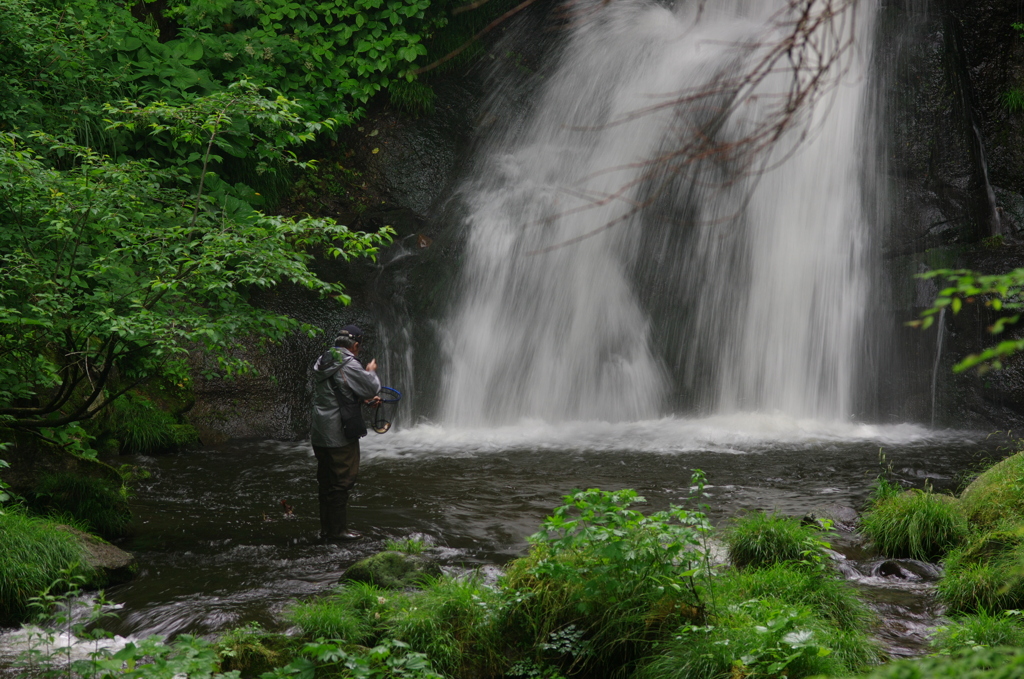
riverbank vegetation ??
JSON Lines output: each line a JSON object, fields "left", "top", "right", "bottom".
{"left": 14, "top": 484, "right": 885, "bottom": 679}
{"left": 16, "top": 474, "right": 1024, "bottom": 678}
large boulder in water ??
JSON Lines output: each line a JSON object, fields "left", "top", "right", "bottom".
{"left": 341, "top": 551, "right": 442, "bottom": 589}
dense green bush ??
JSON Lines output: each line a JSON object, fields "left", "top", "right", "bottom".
{"left": 30, "top": 472, "right": 131, "bottom": 539}
{"left": 0, "top": 509, "right": 93, "bottom": 623}
{"left": 860, "top": 478, "right": 971, "bottom": 560}
{"left": 723, "top": 511, "right": 832, "bottom": 569}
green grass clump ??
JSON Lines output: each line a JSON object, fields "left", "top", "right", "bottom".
{"left": 723, "top": 512, "right": 831, "bottom": 569}
{"left": 960, "top": 453, "right": 1024, "bottom": 528}
{"left": 931, "top": 610, "right": 1024, "bottom": 653}
{"left": 384, "top": 537, "right": 428, "bottom": 554}
{"left": 31, "top": 471, "right": 131, "bottom": 539}
{"left": 285, "top": 581, "right": 385, "bottom": 643}
{"left": 383, "top": 576, "right": 505, "bottom": 678}
{"left": 937, "top": 530, "right": 1024, "bottom": 614}
{"left": 717, "top": 563, "right": 874, "bottom": 633}
{"left": 860, "top": 478, "right": 970, "bottom": 561}
{"left": 856, "top": 646, "right": 1024, "bottom": 678}
{"left": 0, "top": 509, "right": 94, "bottom": 624}
{"left": 107, "top": 393, "right": 182, "bottom": 454}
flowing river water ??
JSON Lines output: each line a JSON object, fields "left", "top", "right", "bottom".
{"left": 0, "top": 418, "right": 1003, "bottom": 666}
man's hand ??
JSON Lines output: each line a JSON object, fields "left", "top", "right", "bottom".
{"left": 367, "top": 358, "right": 377, "bottom": 372}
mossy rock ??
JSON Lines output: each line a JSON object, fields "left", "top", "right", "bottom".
{"left": 57, "top": 525, "right": 138, "bottom": 586}
{"left": 960, "top": 453, "right": 1024, "bottom": 527}
{"left": 340, "top": 551, "right": 442, "bottom": 589}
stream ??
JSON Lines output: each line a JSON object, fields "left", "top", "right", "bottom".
{"left": 2, "top": 416, "right": 1002, "bottom": 664}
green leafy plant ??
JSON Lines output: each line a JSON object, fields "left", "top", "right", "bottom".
{"left": 910, "top": 269, "right": 1024, "bottom": 373}
{"left": 500, "top": 484, "right": 713, "bottom": 675}
{"left": 263, "top": 638, "right": 443, "bottom": 679}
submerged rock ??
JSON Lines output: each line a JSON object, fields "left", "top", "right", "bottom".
{"left": 802, "top": 503, "right": 860, "bottom": 531}
{"left": 341, "top": 551, "right": 442, "bottom": 589}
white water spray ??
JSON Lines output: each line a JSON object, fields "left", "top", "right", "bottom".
{"left": 441, "top": 0, "right": 877, "bottom": 425}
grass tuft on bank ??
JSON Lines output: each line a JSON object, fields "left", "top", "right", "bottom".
{"left": 0, "top": 509, "right": 93, "bottom": 624}
{"left": 723, "top": 511, "right": 833, "bottom": 570}
{"left": 860, "top": 478, "right": 970, "bottom": 561}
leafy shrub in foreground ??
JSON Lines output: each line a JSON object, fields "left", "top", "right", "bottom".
{"left": 498, "top": 487, "right": 713, "bottom": 676}
{"left": 723, "top": 511, "right": 832, "bottom": 570}
{"left": 860, "top": 478, "right": 970, "bottom": 561}
{"left": 0, "top": 509, "right": 93, "bottom": 624}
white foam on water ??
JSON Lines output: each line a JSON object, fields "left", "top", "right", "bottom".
{"left": 359, "top": 414, "right": 979, "bottom": 460}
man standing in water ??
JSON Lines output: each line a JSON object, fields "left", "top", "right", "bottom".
{"left": 310, "top": 325, "right": 380, "bottom": 543}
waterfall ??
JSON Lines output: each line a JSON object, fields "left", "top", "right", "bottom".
{"left": 440, "top": 0, "right": 877, "bottom": 426}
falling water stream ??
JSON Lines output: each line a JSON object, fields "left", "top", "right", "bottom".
{"left": 0, "top": 0, "right": 1005, "bottom": 670}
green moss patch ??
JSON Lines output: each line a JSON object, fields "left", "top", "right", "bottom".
{"left": 960, "top": 452, "right": 1024, "bottom": 528}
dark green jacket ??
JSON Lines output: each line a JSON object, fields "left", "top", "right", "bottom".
{"left": 310, "top": 347, "right": 380, "bottom": 447}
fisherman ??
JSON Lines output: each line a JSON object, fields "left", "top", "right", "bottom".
{"left": 309, "top": 325, "right": 380, "bottom": 543}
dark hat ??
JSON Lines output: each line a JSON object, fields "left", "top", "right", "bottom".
{"left": 336, "top": 324, "right": 364, "bottom": 344}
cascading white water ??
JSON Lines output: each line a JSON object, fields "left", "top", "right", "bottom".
{"left": 441, "top": 0, "right": 877, "bottom": 425}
